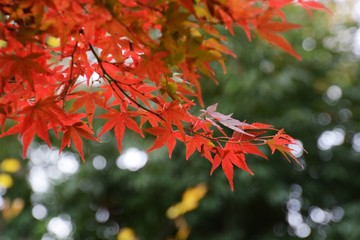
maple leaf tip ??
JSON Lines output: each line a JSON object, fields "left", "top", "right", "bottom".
{"left": 78, "top": 152, "right": 86, "bottom": 163}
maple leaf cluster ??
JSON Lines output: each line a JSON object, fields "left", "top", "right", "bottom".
{"left": 0, "top": 0, "right": 326, "bottom": 190}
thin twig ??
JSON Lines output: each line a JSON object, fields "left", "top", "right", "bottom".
{"left": 59, "top": 42, "right": 78, "bottom": 101}
{"left": 88, "top": 43, "right": 164, "bottom": 121}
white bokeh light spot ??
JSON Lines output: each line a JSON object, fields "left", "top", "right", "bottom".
{"left": 317, "top": 128, "right": 345, "bottom": 151}
{"left": 32, "top": 204, "right": 48, "bottom": 220}
{"left": 295, "top": 223, "right": 311, "bottom": 238}
{"left": 326, "top": 85, "right": 342, "bottom": 102}
{"left": 287, "top": 198, "right": 302, "bottom": 212}
{"left": 93, "top": 155, "right": 107, "bottom": 170}
{"left": 95, "top": 207, "right": 110, "bottom": 223}
{"left": 57, "top": 153, "right": 79, "bottom": 175}
{"left": 352, "top": 132, "right": 360, "bottom": 152}
{"left": 47, "top": 215, "right": 73, "bottom": 239}
{"left": 29, "top": 167, "right": 50, "bottom": 193}
{"left": 331, "top": 206, "right": 345, "bottom": 222}
{"left": 116, "top": 148, "right": 148, "bottom": 171}
{"left": 302, "top": 37, "right": 316, "bottom": 51}
{"left": 310, "top": 207, "right": 326, "bottom": 224}
{"left": 287, "top": 211, "right": 303, "bottom": 227}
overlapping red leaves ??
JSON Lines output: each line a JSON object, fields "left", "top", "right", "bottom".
{"left": 0, "top": 0, "right": 326, "bottom": 190}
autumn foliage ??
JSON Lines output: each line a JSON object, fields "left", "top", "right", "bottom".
{"left": 0, "top": 0, "right": 326, "bottom": 190}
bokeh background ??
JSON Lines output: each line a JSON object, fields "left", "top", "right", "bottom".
{"left": 1, "top": 1, "right": 360, "bottom": 239}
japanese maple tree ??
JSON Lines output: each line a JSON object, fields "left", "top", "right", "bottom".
{"left": 0, "top": 0, "right": 327, "bottom": 190}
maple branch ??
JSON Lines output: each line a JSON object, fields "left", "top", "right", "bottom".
{"left": 214, "top": 137, "right": 268, "bottom": 145}
{"left": 101, "top": 61, "right": 152, "bottom": 99}
{"left": 133, "top": 0, "right": 164, "bottom": 13}
{"left": 88, "top": 43, "right": 164, "bottom": 121}
{"left": 59, "top": 43, "right": 78, "bottom": 101}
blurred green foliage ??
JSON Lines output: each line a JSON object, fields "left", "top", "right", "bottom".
{"left": 2, "top": 2, "right": 360, "bottom": 240}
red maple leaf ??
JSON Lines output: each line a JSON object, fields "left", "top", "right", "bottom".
{"left": 98, "top": 108, "right": 144, "bottom": 152}
{"left": 185, "top": 134, "right": 215, "bottom": 161}
{"left": 298, "top": 0, "right": 331, "bottom": 14}
{"left": 70, "top": 90, "right": 106, "bottom": 128}
{"left": 256, "top": 11, "right": 302, "bottom": 60}
{"left": 146, "top": 127, "right": 183, "bottom": 158}
{"left": 135, "top": 51, "right": 170, "bottom": 83}
{"left": 160, "top": 101, "right": 191, "bottom": 131}
{"left": 2, "top": 97, "right": 66, "bottom": 157}
{"left": 211, "top": 144, "right": 254, "bottom": 191}
{"left": 60, "top": 113, "right": 97, "bottom": 161}
{"left": 0, "top": 53, "right": 50, "bottom": 90}
{"left": 266, "top": 129, "right": 300, "bottom": 164}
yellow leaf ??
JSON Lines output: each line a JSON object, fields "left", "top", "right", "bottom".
{"left": 0, "top": 40, "right": 7, "bottom": 48}
{"left": 1, "top": 158, "right": 21, "bottom": 173}
{"left": 166, "top": 204, "right": 183, "bottom": 219}
{"left": 194, "top": 5, "right": 213, "bottom": 21}
{"left": 46, "top": 36, "right": 60, "bottom": 48}
{"left": 117, "top": 227, "right": 137, "bottom": 240}
{"left": 181, "top": 183, "right": 207, "bottom": 211}
{"left": 203, "top": 38, "right": 236, "bottom": 58}
{"left": 166, "top": 183, "right": 208, "bottom": 219}
{"left": 174, "top": 217, "right": 190, "bottom": 240}
{"left": 190, "top": 28, "right": 202, "bottom": 38}
{"left": 160, "top": 78, "right": 178, "bottom": 100}
{"left": 0, "top": 174, "right": 13, "bottom": 189}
